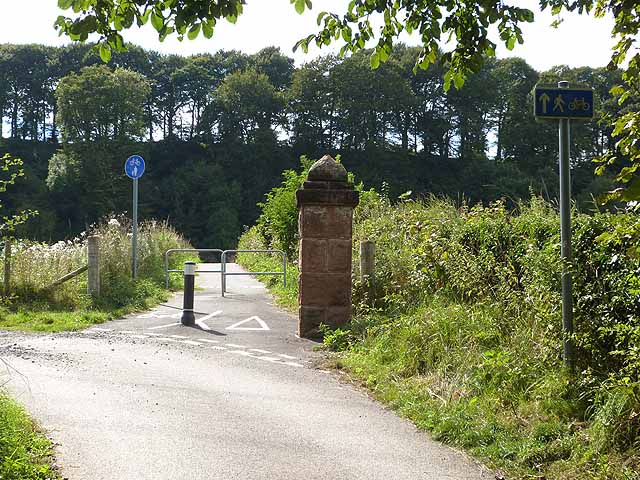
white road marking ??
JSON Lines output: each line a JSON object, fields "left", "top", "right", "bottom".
{"left": 210, "top": 346, "right": 226, "bottom": 351}
{"left": 284, "top": 362, "right": 304, "bottom": 368}
{"left": 226, "top": 316, "right": 270, "bottom": 331}
{"left": 170, "top": 335, "right": 188, "bottom": 339}
{"left": 148, "top": 322, "right": 180, "bottom": 330}
{"left": 278, "top": 354, "right": 296, "bottom": 360}
{"left": 197, "top": 339, "right": 219, "bottom": 344}
{"left": 136, "top": 312, "right": 182, "bottom": 319}
{"left": 180, "top": 340, "right": 203, "bottom": 346}
{"left": 195, "top": 310, "right": 222, "bottom": 331}
{"left": 257, "top": 356, "right": 282, "bottom": 363}
{"left": 229, "top": 350, "right": 251, "bottom": 356}
{"left": 226, "top": 343, "right": 246, "bottom": 348}
{"left": 249, "top": 348, "right": 271, "bottom": 354}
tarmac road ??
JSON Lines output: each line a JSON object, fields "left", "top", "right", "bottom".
{"left": 1, "top": 264, "right": 490, "bottom": 480}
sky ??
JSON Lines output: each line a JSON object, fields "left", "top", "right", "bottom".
{"left": 0, "top": 0, "right": 617, "bottom": 71}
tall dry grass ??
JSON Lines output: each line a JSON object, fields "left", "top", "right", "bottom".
{"left": 1, "top": 215, "right": 193, "bottom": 310}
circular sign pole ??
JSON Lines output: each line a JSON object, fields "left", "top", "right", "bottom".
{"left": 124, "top": 155, "right": 146, "bottom": 280}
{"left": 132, "top": 176, "right": 139, "bottom": 279}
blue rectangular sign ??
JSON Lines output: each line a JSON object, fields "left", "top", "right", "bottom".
{"left": 534, "top": 87, "right": 594, "bottom": 120}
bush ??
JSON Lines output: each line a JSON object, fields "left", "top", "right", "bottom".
{"left": 349, "top": 193, "right": 640, "bottom": 478}
{"left": 254, "top": 156, "right": 313, "bottom": 260}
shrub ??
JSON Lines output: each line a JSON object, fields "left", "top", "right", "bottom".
{"left": 254, "top": 156, "right": 313, "bottom": 260}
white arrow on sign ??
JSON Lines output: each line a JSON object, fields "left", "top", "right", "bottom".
{"left": 539, "top": 92, "right": 551, "bottom": 113}
{"left": 226, "top": 316, "right": 270, "bottom": 331}
{"left": 196, "top": 310, "right": 222, "bottom": 331}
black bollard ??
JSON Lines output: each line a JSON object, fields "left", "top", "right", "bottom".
{"left": 181, "top": 261, "right": 196, "bottom": 326}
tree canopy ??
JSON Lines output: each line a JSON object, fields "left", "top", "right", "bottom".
{"left": 56, "top": 65, "right": 151, "bottom": 142}
{"left": 53, "top": 0, "right": 640, "bottom": 201}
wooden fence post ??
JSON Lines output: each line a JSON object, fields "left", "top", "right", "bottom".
{"left": 359, "top": 240, "right": 375, "bottom": 306}
{"left": 3, "top": 239, "right": 11, "bottom": 297}
{"left": 87, "top": 236, "right": 100, "bottom": 296}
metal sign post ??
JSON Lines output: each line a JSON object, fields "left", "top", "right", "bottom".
{"left": 557, "top": 81, "right": 576, "bottom": 372}
{"left": 125, "top": 155, "right": 146, "bottom": 280}
{"left": 534, "top": 81, "right": 593, "bottom": 371}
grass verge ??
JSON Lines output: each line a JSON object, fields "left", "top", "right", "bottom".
{"left": 0, "top": 279, "right": 170, "bottom": 333}
{"left": 0, "top": 393, "right": 60, "bottom": 480}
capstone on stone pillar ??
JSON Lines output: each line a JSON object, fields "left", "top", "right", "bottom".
{"left": 296, "top": 155, "right": 359, "bottom": 338}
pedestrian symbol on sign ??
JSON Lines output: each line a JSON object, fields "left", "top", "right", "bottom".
{"left": 553, "top": 94, "right": 565, "bottom": 112}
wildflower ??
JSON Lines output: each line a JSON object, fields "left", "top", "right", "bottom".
{"left": 108, "top": 218, "right": 120, "bottom": 227}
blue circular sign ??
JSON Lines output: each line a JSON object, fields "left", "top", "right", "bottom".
{"left": 125, "top": 155, "right": 145, "bottom": 179}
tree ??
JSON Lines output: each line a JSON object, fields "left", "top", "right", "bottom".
{"left": 210, "top": 69, "right": 284, "bottom": 143}
{"left": 249, "top": 47, "right": 295, "bottom": 91}
{"left": 0, "top": 154, "right": 36, "bottom": 238}
{"left": 288, "top": 56, "right": 339, "bottom": 152}
{"left": 0, "top": 44, "right": 57, "bottom": 141}
{"left": 56, "top": 65, "right": 151, "bottom": 142}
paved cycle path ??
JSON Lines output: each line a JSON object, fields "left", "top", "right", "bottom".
{"left": 1, "top": 264, "right": 490, "bottom": 480}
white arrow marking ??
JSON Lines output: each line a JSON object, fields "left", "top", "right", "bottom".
{"left": 226, "top": 316, "right": 270, "bottom": 331}
{"left": 196, "top": 310, "right": 222, "bottom": 331}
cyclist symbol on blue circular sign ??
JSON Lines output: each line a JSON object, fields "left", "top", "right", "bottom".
{"left": 125, "top": 155, "right": 145, "bottom": 179}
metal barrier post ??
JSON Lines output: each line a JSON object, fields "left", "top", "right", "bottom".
{"left": 164, "top": 251, "right": 169, "bottom": 289}
{"left": 181, "top": 261, "right": 196, "bottom": 326}
{"left": 3, "top": 239, "right": 11, "bottom": 297}
{"left": 221, "top": 251, "right": 227, "bottom": 297}
{"left": 283, "top": 253, "right": 287, "bottom": 288}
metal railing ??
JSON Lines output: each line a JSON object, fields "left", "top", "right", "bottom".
{"left": 221, "top": 250, "right": 286, "bottom": 297}
{"left": 164, "top": 248, "right": 287, "bottom": 296}
{"left": 164, "top": 248, "right": 223, "bottom": 288}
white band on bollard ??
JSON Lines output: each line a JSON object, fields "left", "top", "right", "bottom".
{"left": 184, "top": 263, "right": 196, "bottom": 276}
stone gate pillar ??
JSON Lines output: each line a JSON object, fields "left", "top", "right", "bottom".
{"left": 296, "top": 155, "right": 359, "bottom": 338}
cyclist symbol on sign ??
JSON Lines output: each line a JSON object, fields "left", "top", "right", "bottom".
{"left": 125, "top": 155, "right": 145, "bottom": 179}
{"left": 569, "top": 97, "right": 590, "bottom": 111}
